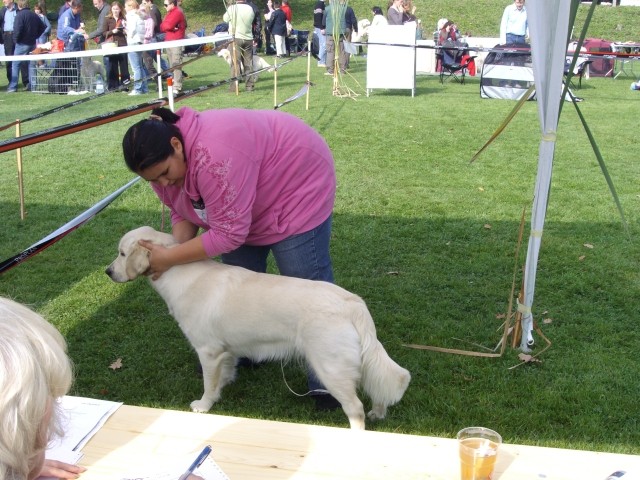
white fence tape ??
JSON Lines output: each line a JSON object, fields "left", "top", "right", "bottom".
{"left": 0, "top": 33, "right": 232, "bottom": 62}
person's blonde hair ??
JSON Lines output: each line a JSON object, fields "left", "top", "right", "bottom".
{"left": 0, "top": 298, "right": 73, "bottom": 480}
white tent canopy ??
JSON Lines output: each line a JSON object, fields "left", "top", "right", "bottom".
{"left": 517, "top": 0, "right": 573, "bottom": 350}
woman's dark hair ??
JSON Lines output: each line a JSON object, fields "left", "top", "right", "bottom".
{"left": 122, "top": 107, "right": 184, "bottom": 173}
{"left": 372, "top": 6, "right": 382, "bottom": 15}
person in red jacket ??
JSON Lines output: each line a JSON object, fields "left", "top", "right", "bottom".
{"left": 280, "top": 0, "right": 291, "bottom": 21}
{"left": 159, "top": 0, "right": 185, "bottom": 91}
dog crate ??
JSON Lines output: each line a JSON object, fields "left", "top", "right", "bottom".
{"left": 32, "top": 57, "right": 98, "bottom": 94}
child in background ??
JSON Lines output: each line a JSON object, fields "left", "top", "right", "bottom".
{"left": 140, "top": 0, "right": 156, "bottom": 82}
{"left": 34, "top": 1, "right": 51, "bottom": 45}
{"left": 124, "top": 0, "right": 148, "bottom": 94}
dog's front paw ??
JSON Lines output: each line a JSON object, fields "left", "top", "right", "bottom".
{"left": 190, "top": 399, "right": 214, "bottom": 413}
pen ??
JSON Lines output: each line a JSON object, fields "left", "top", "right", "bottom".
{"left": 177, "top": 445, "right": 212, "bottom": 480}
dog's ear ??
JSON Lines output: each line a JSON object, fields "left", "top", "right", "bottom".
{"left": 125, "top": 241, "right": 152, "bottom": 279}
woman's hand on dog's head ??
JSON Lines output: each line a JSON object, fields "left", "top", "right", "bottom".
{"left": 138, "top": 240, "right": 171, "bottom": 280}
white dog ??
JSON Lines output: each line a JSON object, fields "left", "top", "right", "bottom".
{"left": 217, "top": 48, "right": 272, "bottom": 79}
{"left": 105, "top": 226, "right": 411, "bottom": 430}
{"left": 351, "top": 18, "right": 371, "bottom": 44}
{"left": 80, "top": 59, "right": 105, "bottom": 81}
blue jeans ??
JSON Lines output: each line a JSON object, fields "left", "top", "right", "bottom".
{"left": 127, "top": 50, "right": 148, "bottom": 93}
{"left": 8, "top": 43, "right": 34, "bottom": 91}
{"left": 221, "top": 214, "right": 335, "bottom": 393}
{"left": 314, "top": 27, "right": 326, "bottom": 65}
{"left": 506, "top": 33, "right": 525, "bottom": 44}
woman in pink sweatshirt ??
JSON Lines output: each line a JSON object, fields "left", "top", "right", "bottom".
{"left": 122, "top": 106, "right": 340, "bottom": 409}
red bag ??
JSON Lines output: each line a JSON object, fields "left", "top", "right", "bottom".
{"left": 51, "top": 39, "right": 64, "bottom": 53}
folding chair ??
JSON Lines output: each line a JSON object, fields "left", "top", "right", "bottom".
{"left": 439, "top": 54, "right": 477, "bottom": 84}
{"left": 564, "top": 58, "right": 593, "bottom": 89}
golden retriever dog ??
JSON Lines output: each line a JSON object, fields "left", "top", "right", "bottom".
{"left": 217, "top": 48, "right": 273, "bottom": 78}
{"left": 105, "top": 226, "right": 411, "bottom": 430}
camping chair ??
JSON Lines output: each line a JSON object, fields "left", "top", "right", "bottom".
{"left": 439, "top": 53, "right": 477, "bottom": 84}
{"left": 564, "top": 58, "right": 593, "bottom": 89}
{"left": 184, "top": 27, "right": 206, "bottom": 56}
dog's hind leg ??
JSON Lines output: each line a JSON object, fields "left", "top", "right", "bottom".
{"left": 306, "top": 346, "right": 366, "bottom": 429}
{"left": 320, "top": 375, "right": 366, "bottom": 430}
{"left": 190, "top": 348, "right": 236, "bottom": 413}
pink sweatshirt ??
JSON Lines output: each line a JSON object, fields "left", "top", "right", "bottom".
{"left": 151, "top": 107, "right": 336, "bottom": 257}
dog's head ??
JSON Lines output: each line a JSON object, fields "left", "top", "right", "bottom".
{"left": 105, "top": 226, "right": 176, "bottom": 283}
{"left": 217, "top": 48, "right": 232, "bottom": 65}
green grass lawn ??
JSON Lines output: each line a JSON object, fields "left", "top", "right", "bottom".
{"left": 1, "top": 0, "right": 639, "bottom": 455}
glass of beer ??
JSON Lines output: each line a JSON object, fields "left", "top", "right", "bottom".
{"left": 457, "top": 427, "right": 502, "bottom": 480}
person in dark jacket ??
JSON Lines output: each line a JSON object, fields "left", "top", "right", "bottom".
{"left": 88, "top": 0, "right": 109, "bottom": 43}
{"left": 312, "top": 0, "right": 325, "bottom": 66}
{"left": 263, "top": 0, "right": 275, "bottom": 54}
{"left": 246, "top": 0, "right": 261, "bottom": 53}
{"left": 344, "top": 3, "right": 356, "bottom": 68}
{"left": 88, "top": 0, "right": 110, "bottom": 77}
{"left": 267, "top": 0, "right": 286, "bottom": 57}
{"left": 7, "top": 0, "right": 45, "bottom": 92}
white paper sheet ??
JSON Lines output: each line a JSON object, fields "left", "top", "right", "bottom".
{"left": 48, "top": 395, "right": 123, "bottom": 452}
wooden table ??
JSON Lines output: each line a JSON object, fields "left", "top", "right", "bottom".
{"left": 79, "top": 405, "right": 640, "bottom": 479}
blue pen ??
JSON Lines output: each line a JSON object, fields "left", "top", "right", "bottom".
{"left": 177, "top": 445, "right": 212, "bottom": 480}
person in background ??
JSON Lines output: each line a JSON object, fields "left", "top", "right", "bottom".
{"left": 160, "top": 0, "right": 185, "bottom": 92}
{"left": 500, "top": 0, "right": 527, "bottom": 45}
{"left": 312, "top": 0, "right": 325, "bottom": 67}
{"left": 124, "top": 0, "right": 148, "bottom": 95}
{"left": 400, "top": 0, "right": 415, "bottom": 23}
{"left": 262, "top": 0, "right": 274, "bottom": 54}
{"left": 57, "top": 0, "right": 87, "bottom": 43}
{"left": 386, "top": 0, "right": 402, "bottom": 25}
{"left": 33, "top": 1, "right": 50, "bottom": 44}
{"left": 323, "top": 0, "right": 347, "bottom": 76}
{"left": 140, "top": 0, "right": 156, "bottom": 78}
{"left": 246, "top": 0, "right": 261, "bottom": 54}
{"left": 370, "top": 5, "right": 387, "bottom": 28}
{"left": 280, "top": 0, "right": 290, "bottom": 22}
{"left": 280, "top": 0, "right": 290, "bottom": 53}
{"left": 58, "top": 0, "right": 71, "bottom": 17}
{"left": 8, "top": 0, "right": 45, "bottom": 92}
{"left": 438, "top": 19, "right": 467, "bottom": 65}
{"left": 102, "top": 0, "right": 130, "bottom": 90}
{"left": 223, "top": 0, "right": 256, "bottom": 92}
{"left": 121, "top": 106, "right": 341, "bottom": 412}
{"left": 267, "top": 0, "right": 286, "bottom": 57}
{"left": 343, "top": 1, "right": 356, "bottom": 68}
{"left": 88, "top": 0, "right": 108, "bottom": 44}
{"left": 146, "top": 0, "right": 161, "bottom": 38}
{"left": 0, "top": 297, "right": 86, "bottom": 480}
{"left": 88, "top": 0, "right": 110, "bottom": 76}
{"left": 438, "top": 19, "right": 459, "bottom": 45}
{"left": 1, "top": 0, "right": 19, "bottom": 87}
{"left": 140, "top": 0, "right": 168, "bottom": 78}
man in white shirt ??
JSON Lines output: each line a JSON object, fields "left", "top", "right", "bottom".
{"left": 223, "top": 0, "right": 256, "bottom": 92}
{"left": 500, "top": 0, "right": 528, "bottom": 45}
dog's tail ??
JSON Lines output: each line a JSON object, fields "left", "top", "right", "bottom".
{"left": 350, "top": 300, "right": 411, "bottom": 410}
